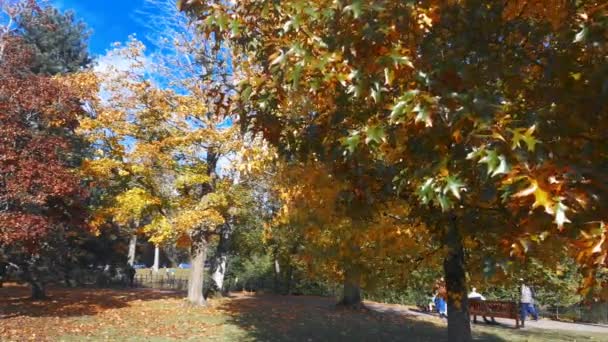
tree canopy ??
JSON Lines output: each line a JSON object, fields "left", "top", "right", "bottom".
{"left": 2, "top": 1, "right": 607, "bottom": 340}
{"left": 181, "top": 0, "right": 608, "bottom": 339}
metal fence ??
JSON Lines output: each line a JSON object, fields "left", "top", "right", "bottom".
{"left": 539, "top": 303, "right": 608, "bottom": 324}
{"left": 133, "top": 274, "right": 189, "bottom": 292}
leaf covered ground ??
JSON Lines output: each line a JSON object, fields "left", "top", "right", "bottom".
{"left": 1, "top": 285, "right": 606, "bottom": 341}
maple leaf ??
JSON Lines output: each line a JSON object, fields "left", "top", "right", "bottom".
{"left": 443, "top": 175, "right": 465, "bottom": 200}
{"left": 513, "top": 179, "right": 555, "bottom": 215}
{"left": 510, "top": 125, "right": 538, "bottom": 152}
{"left": 364, "top": 125, "right": 385, "bottom": 145}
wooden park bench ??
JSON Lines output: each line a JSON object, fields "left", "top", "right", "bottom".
{"left": 469, "top": 299, "right": 521, "bottom": 328}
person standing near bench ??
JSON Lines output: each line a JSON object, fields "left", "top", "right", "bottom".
{"left": 520, "top": 278, "right": 538, "bottom": 326}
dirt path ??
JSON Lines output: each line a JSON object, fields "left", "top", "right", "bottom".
{"left": 364, "top": 300, "right": 608, "bottom": 335}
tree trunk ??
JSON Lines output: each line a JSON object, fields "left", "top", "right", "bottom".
{"left": 207, "top": 224, "right": 231, "bottom": 297}
{"left": 444, "top": 217, "right": 472, "bottom": 342}
{"left": 30, "top": 280, "right": 46, "bottom": 300}
{"left": 127, "top": 234, "right": 137, "bottom": 266}
{"left": 187, "top": 236, "right": 208, "bottom": 306}
{"left": 153, "top": 245, "right": 160, "bottom": 272}
{"left": 209, "top": 255, "right": 227, "bottom": 294}
{"left": 339, "top": 268, "right": 362, "bottom": 307}
{"left": 273, "top": 258, "right": 281, "bottom": 293}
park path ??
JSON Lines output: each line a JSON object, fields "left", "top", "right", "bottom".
{"left": 363, "top": 300, "right": 608, "bottom": 335}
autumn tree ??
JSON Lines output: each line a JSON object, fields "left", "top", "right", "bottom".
{"left": 79, "top": 36, "right": 248, "bottom": 305}
{"left": 182, "top": 1, "right": 608, "bottom": 340}
{"left": 0, "top": 22, "right": 88, "bottom": 299}
{"left": 0, "top": 0, "right": 96, "bottom": 297}
{"left": 263, "top": 160, "right": 432, "bottom": 304}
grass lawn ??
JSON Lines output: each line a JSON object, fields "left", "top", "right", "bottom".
{"left": 1, "top": 284, "right": 606, "bottom": 342}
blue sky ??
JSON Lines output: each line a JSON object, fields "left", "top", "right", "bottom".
{"left": 53, "top": 0, "right": 155, "bottom": 55}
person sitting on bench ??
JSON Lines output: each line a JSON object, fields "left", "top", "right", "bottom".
{"left": 469, "top": 287, "right": 496, "bottom": 324}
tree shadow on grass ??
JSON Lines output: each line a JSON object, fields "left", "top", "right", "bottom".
{"left": 0, "top": 283, "right": 182, "bottom": 319}
{"left": 220, "top": 293, "right": 508, "bottom": 342}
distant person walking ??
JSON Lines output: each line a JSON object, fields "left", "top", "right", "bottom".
{"left": 126, "top": 264, "right": 136, "bottom": 288}
{"left": 520, "top": 278, "right": 538, "bottom": 326}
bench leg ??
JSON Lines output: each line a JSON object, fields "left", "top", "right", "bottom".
{"left": 473, "top": 315, "right": 477, "bottom": 323}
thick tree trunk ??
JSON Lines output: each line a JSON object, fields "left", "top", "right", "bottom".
{"left": 152, "top": 245, "right": 160, "bottom": 272}
{"left": 444, "top": 217, "right": 472, "bottom": 342}
{"left": 187, "top": 237, "right": 208, "bottom": 306}
{"left": 339, "top": 268, "right": 362, "bottom": 307}
{"left": 127, "top": 234, "right": 137, "bottom": 266}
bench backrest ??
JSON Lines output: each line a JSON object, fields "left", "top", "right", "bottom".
{"left": 469, "top": 299, "right": 519, "bottom": 318}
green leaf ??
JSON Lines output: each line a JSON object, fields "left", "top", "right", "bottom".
{"left": 390, "top": 100, "right": 408, "bottom": 122}
{"left": 573, "top": 26, "right": 588, "bottom": 43}
{"left": 478, "top": 150, "right": 500, "bottom": 175}
{"left": 291, "top": 64, "right": 303, "bottom": 89}
{"left": 417, "top": 178, "right": 435, "bottom": 205}
{"left": 365, "top": 125, "right": 385, "bottom": 145}
{"left": 230, "top": 19, "right": 241, "bottom": 36}
{"left": 390, "top": 90, "right": 419, "bottom": 122}
{"left": 216, "top": 12, "right": 228, "bottom": 31}
{"left": 390, "top": 53, "right": 414, "bottom": 68}
{"left": 510, "top": 125, "right": 538, "bottom": 152}
{"left": 443, "top": 175, "right": 465, "bottom": 200}
{"left": 466, "top": 147, "right": 485, "bottom": 160}
{"left": 491, "top": 155, "right": 509, "bottom": 177}
{"left": 241, "top": 85, "right": 253, "bottom": 101}
{"left": 343, "top": 1, "right": 363, "bottom": 19}
{"left": 342, "top": 132, "right": 361, "bottom": 154}
{"left": 347, "top": 82, "right": 363, "bottom": 97}
{"left": 371, "top": 82, "right": 383, "bottom": 103}
{"left": 413, "top": 103, "right": 432, "bottom": 127}
{"left": 437, "top": 194, "right": 452, "bottom": 212}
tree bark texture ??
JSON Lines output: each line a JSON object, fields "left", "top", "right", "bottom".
{"left": 444, "top": 217, "right": 472, "bottom": 342}
{"left": 339, "top": 267, "right": 362, "bottom": 307}
{"left": 153, "top": 245, "right": 160, "bottom": 272}
{"left": 273, "top": 258, "right": 281, "bottom": 293}
{"left": 207, "top": 224, "right": 232, "bottom": 296}
{"left": 127, "top": 234, "right": 137, "bottom": 266}
{"left": 187, "top": 236, "right": 208, "bottom": 306}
